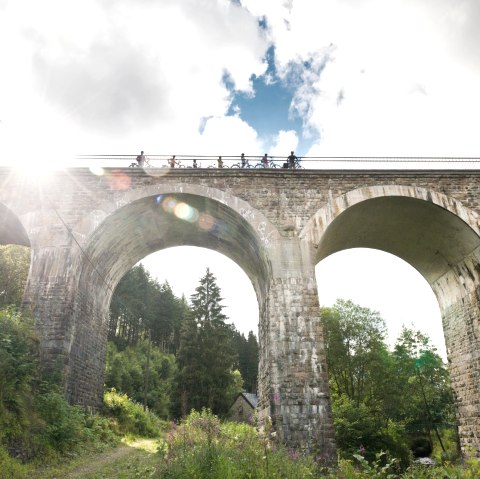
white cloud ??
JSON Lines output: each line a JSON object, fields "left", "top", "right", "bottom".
{"left": 269, "top": 129, "right": 298, "bottom": 158}
{"left": 242, "top": 0, "right": 480, "bottom": 156}
{"left": 0, "top": 0, "right": 269, "bottom": 159}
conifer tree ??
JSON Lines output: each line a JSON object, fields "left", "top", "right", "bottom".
{"left": 174, "top": 268, "right": 236, "bottom": 416}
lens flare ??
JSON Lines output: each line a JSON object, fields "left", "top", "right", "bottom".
{"left": 89, "top": 166, "right": 105, "bottom": 176}
{"left": 160, "top": 196, "right": 215, "bottom": 229}
{"left": 107, "top": 171, "right": 131, "bottom": 190}
{"left": 198, "top": 213, "right": 215, "bottom": 231}
{"left": 162, "top": 196, "right": 177, "bottom": 213}
{"left": 174, "top": 202, "right": 199, "bottom": 223}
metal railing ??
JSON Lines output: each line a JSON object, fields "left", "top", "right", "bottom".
{"left": 75, "top": 155, "right": 480, "bottom": 170}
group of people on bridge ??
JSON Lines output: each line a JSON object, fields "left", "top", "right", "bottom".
{"left": 134, "top": 151, "right": 301, "bottom": 169}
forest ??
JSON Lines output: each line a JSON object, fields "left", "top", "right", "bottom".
{"left": 1, "top": 243, "right": 477, "bottom": 478}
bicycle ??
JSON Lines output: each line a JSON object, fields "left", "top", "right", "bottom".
{"left": 294, "top": 158, "right": 304, "bottom": 169}
{"left": 283, "top": 157, "right": 303, "bottom": 169}
{"left": 129, "top": 157, "right": 152, "bottom": 168}
{"left": 231, "top": 159, "right": 254, "bottom": 168}
{"left": 166, "top": 156, "right": 187, "bottom": 168}
{"left": 255, "top": 158, "right": 278, "bottom": 168}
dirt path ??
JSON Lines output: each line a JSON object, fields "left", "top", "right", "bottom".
{"left": 62, "top": 438, "right": 159, "bottom": 479}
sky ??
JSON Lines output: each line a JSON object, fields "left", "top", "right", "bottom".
{"left": 1, "top": 0, "right": 479, "bottom": 357}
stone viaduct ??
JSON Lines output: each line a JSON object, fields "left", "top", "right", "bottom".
{"left": 1, "top": 166, "right": 479, "bottom": 458}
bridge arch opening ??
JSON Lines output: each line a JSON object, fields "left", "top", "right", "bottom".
{"left": 140, "top": 246, "right": 259, "bottom": 336}
{"left": 309, "top": 192, "right": 480, "bottom": 455}
{"left": 313, "top": 195, "right": 480, "bottom": 285}
{"left": 0, "top": 203, "right": 30, "bottom": 247}
{"left": 316, "top": 247, "right": 445, "bottom": 356}
{"left": 67, "top": 192, "right": 271, "bottom": 405}
{"left": 0, "top": 203, "right": 31, "bottom": 309}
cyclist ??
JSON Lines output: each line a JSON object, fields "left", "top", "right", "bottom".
{"left": 262, "top": 153, "right": 269, "bottom": 168}
{"left": 168, "top": 155, "right": 177, "bottom": 168}
{"left": 136, "top": 150, "right": 145, "bottom": 167}
{"left": 287, "top": 151, "right": 297, "bottom": 169}
{"left": 241, "top": 153, "right": 247, "bottom": 168}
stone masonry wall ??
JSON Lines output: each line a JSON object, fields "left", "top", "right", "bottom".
{"left": 1, "top": 167, "right": 480, "bottom": 456}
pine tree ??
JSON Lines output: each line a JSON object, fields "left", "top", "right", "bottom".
{"left": 174, "top": 268, "right": 236, "bottom": 416}
{"left": 244, "top": 331, "right": 259, "bottom": 393}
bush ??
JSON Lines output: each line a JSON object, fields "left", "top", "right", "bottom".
{"left": 103, "top": 388, "right": 165, "bottom": 438}
{"left": 0, "top": 308, "right": 42, "bottom": 458}
{"left": 158, "top": 409, "right": 318, "bottom": 478}
{"left": 0, "top": 308, "right": 120, "bottom": 463}
{"left": 332, "top": 394, "right": 412, "bottom": 468}
{"left": 35, "top": 389, "right": 93, "bottom": 453}
{"left": 0, "top": 445, "right": 30, "bottom": 479}
{"left": 105, "top": 341, "right": 176, "bottom": 419}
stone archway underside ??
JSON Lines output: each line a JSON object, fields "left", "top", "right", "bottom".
{"left": 65, "top": 192, "right": 272, "bottom": 411}
{"left": 0, "top": 203, "right": 30, "bottom": 246}
{"left": 303, "top": 192, "right": 480, "bottom": 457}
{"left": 83, "top": 193, "right": 271, "bottom": 304}
{"left": 314, "top": 196, "right": 480, "bottom": 284}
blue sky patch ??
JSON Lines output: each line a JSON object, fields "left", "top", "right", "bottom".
{"left": 226, "top": 47, "right": 314, "bottom": 155}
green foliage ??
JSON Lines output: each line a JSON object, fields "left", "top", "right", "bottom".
{"left": 103, "top": 388, "right": 166, "bottom": 438}
{"left": 393, "top": 328, "right": 457, "bottom": 450}
{"left": 0, "top": 307, "right": 40, "bottom": 453}
{"left": 173, "top": 268, "right": 237, "bottom": 417}
{"left": 158, "top": 412, "right": 477, "bottom": 479}
{"left": 105, "top": 341, "right": 176, "bottom": 418}
{"left": 226, "top": 369, "right": 245, "bottom": 406}
{"left": 158, "top": 409, "right": 317, "bottom": 478}
{"left": 322, "top": 299, "right": 389, "bottom": 405}
{"left": 332, "top": 394, "right": 411, "bottom": 466}
{"left": 0, "top": 307, "right": 120, "bottom": 466}
{"left": 109, "top": 265, "right": 187, "bottom": 354}
{"left": 0, "top": 245, "right": 30, "bottom": 309}
{"left": 0, "top": 445, "right": 31, "bottom": 479}
{"left": 231, "top": 329, "right": 259, "bottom": 393}
{"left": 35, "top": 388, "right": 116, "bottom": 454}
{"left": 322, "top": 299, "right": 457, "bottom": 467}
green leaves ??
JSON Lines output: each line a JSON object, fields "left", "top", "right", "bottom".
{"left": 174, "top": 269, "right": 237, "bottom": 417}
{"left": 322, "top": 300, "right": 456, "bottom": 465}
{"left": 0, "top": 245, "right": 30, "bottom": 309}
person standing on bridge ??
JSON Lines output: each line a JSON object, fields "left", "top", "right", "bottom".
{"left": 287, "top": 151, "right": 297, "bottom": 169}
{"left": 136, "top": 150, "right": 145, "bottom": 167}
{"left": 262, "top": 153, "right": 269, "bottom": 168}
{"left": 192, "top": 159, "right": 198, "bottom": 168}
{"left": 168, "top": 155, "right": 177, "bottom": 168}
{"left": 241, "top": 153, "right": 247, "bottom": 168}
{"left": 217, "top": 156, "right": 224, "bottom": 168}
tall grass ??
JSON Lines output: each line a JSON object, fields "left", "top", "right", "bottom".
{"left": 156, "top": 409, "right": 480, "bottom": 479}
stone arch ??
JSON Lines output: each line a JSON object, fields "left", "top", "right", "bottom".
{"left": 73, "top": 182, "right": 280, "bottom": 253}
{"left": 301, "top": 184, "right": 480, "bottom": 250}
{"left": 65, "top": 190, "right": 279, "bottom": 406}
{"left": 301, "top": 184, "right": 480, "bottom": 456}
{"left": 0, "top": 203, "right": 30, "bottom": 247}
{"left": 301, "top": 185, "right": 480, "bottom": 286}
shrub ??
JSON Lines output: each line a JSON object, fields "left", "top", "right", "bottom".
{"left": 0, "top": 445, "right": 30, "bottom": 479}
{"left": 35, "top": 389, "right": 98, "bottom": 454}
{"left": 0, "top": 308, "right": 42, "bottom": 458}
{"left": 332, "top": 394, "right": 411, "bottom": 468}
{"left": 158, "top": 409, "right": 318, "bottom": 478}
{"left": 103, "top": 388, "right": 165, "bottom": 437}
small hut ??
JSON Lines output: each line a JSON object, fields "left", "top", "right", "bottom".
{"left": 229, "top": 392, "right": 258, "bottom": 423}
